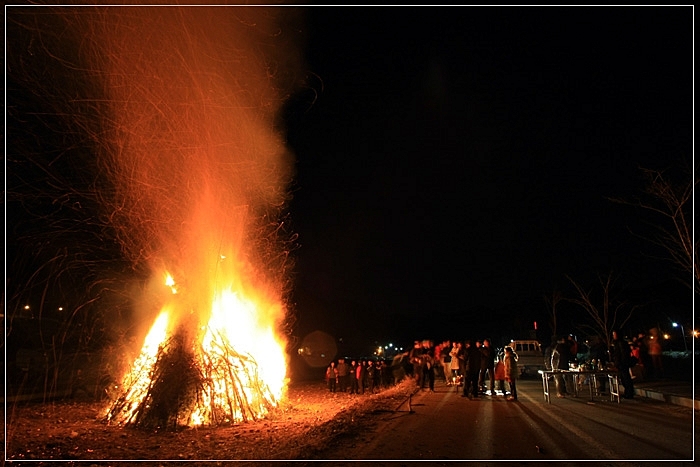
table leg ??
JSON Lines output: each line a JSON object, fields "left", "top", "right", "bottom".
{"left": 608, "top": 374, "right": 620, "bottom": 403}
{"left": 540, "top": 372, "right": 550, "bottom": 403}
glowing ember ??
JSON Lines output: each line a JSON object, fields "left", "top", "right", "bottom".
{"left": 164, "top": 273, "right": 178, "bottom": 295}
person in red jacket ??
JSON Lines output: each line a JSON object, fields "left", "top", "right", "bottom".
{"left": 494, "top": 351, "right": 506, "bottom": 395}
{"left": 504, "top": 346, "right": 519, "bottom": 401}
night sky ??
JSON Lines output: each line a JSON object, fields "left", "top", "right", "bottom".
{"left": 5, "top": 6, "right": 693, "bottom": 360}
{"left": 283, "top": 6, "right": 693, "bottom": 352}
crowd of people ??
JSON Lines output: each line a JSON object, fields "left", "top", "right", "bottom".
{"left": 324, "top": 338, "right": 520, "bottom": 401}
{"left": 407, "top": 339, "right": 520, "bottom": 401}
{"left": 542, "top": 327, "right": 667, "bottom": 400}
{"left": 324, "top": 358, "right": 397, "bottom": 394}
{"left": 324, "top": 328, "right": 667, "bottom": 402}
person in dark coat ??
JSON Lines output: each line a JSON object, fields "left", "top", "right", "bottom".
{"left": 420, "top": 352, "right": 435, "bottom": 392}
{"left": 587, "top": 336, "right": 608, "bottom": 392}
{"left": 349, "top": 360, "right": 359, "bottom": 394}
{"left": 440, "top": 341, "right": 453, "bottom": 384}
{"left": 367, "top": 360, "right": 379, "bottom": 393}
{"left": 611, "top": 330, "right": 635, "bottom": 399}
{"left": 462, "top": 340, "right": 482, "bottom": 399}
{"left": 567, "top": 334, "right": 579, "bottom": 363}
{"left": 480, "top": 339, "right": 497, "bottom": 395}
{"left": 336, "top": 358, "right": 349, "bottom": 392}
{"left": 409, "top": 341, "right": 423, "bottom": 387}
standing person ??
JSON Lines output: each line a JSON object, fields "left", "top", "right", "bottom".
{"left": 409, "top": 341, "right": 423, "bottom": 387}
{"left": 481, "top": 339, "right": 497, "bottom": 395}
{"left": 477, "top": 340, "right": 487, "bottom": 394}
{"left": 567, "top": 334, "right": 579, "bottom": 364}
{"left": 440, "top": 340, "right": 453, "bottom": 385}
{"left": 366, "top": 360, "right": 377, "bottom": 393}
{"left": 503, "top": 346, "right": 519, "bottom": 401}
{"left": 630, "top": 337, "right": 642, "bottom": 380}
{"left": 494, "top": 351, "right": 506, "bottom": 395}
{"left": 357, "top": 360, "right": 367, "bottom": 394}
{"left": 543, "top": 337, "right": 557, "bottom": 371}
{"left": 449, "top": 341, "right": 462, "bottom": 385}
{"left": 611, "top": 330, "right": 635, "bottom": 399}
{"left": 462, "top": 340, "right": 482, "bottom": 399}
{"left": 378, "top": 360, "right": 390, "bottom": 388}
{"left": 421, "top": 352, "right": 435, "bottom": 392}
{"left": 588, "top": 335, "right": 608, "bottom": 366}
{"left": 325, "top": 361, "right": 338, "bottom": 393}
{"left": 373, "top": 360, "right": 383, "bottom": 392}
{"left": 393, "top": 352, "right": 409, "bottom": 383}
{"left": 432, "top": 342, "right": 444, "bottom": 383}
{"left": 587, "top": 336, "right": 608, "bottom": 393}
{"left": 458, "top": 340, "right": 467, "bottom": 382}
{"left": 349, "top": 360, "right": 359, "bottom": 394}
{"left": 336, "top": 358, "right": 349, "bottom": 393}
{"left": 637, "top": 332, "right": 650, "bottom": 381}
{"left": 646, "top": 328, "right": 664, "bottom": 380}
{"left": 552, "top": 335, "right": 571, "bottom": 398}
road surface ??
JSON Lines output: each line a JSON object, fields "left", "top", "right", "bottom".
{"left": 300, "top": 379, "right": 696, "bottom": 464}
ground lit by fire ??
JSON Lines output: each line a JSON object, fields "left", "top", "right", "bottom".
{"left": 5, "top": 378, "right": 416, "bottom": 463}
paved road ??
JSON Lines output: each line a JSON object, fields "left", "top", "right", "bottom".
{"left": 302, "top": 379, "right": 697, "bottom": 464}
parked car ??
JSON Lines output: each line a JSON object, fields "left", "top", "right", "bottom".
{"left": 508, "top": 339, "right": 545, "bottom": 376}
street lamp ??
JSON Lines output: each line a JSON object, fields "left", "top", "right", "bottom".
{"left": 672, "top": 322, "right": 688, "bottom": 352}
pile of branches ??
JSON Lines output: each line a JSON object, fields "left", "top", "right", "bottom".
{"left": 199, "top": 331, "right": 278, "bottom": 425}
{"left": 106, "top": 332, "right": 202, "bottom": 430}
{"left": 106, "top": 330, "right": 277, "bottom": 430}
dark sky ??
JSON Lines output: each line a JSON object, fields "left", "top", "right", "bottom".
{"left": 283, "top": 7, "right": 693, "bottom": 350}
{"left": 5, "top": 6, "right": 693, "bottom": 358}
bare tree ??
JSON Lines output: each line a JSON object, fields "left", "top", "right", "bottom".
{"left": 609, "top": 166, "right": 698, "bottom": 294}
{"left": 566, "top": 272, "right": 638, "bottom": 347}
{"left": 543, "top": 290, "right": 563, "bottom": 339}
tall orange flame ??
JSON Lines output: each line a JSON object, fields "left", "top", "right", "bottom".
{"left": 92, "top": 6, "right": 304, "bottom": 428}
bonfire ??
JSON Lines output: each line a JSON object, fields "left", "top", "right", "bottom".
{"left": 106, "top": 272, "right": 288, "bottom": 429}
{"left": 80, "top": 6, "right": 301, "bottom": 430}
